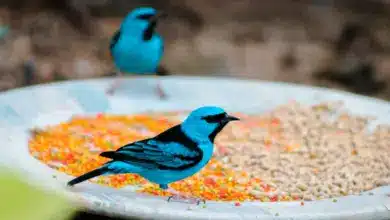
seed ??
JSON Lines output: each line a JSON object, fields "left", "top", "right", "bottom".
{"left": 28, "top": 101, "right": 390, "bottom": 202}
{"left": 297, "top": 183, "right": 308, "bottom": 191}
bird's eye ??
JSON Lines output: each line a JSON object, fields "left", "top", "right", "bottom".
{"left": 202, "top": 113, "right": 227, "bottom": 123}
{"left": 136, "top": 14, "right": 154, "bottom": 20}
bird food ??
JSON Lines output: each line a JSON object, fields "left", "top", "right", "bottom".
{"left": 214, "top": 100, "right": 390, "bottom": 201}
{"left": 29, "top": 113, "right": 283, "bottom": 202}
{"left": 28, "top": 101, "right": 390, "bottom": 202}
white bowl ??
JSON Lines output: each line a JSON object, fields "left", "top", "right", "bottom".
{"left": 0, "top": 76, "right": 389, "bottom": 220}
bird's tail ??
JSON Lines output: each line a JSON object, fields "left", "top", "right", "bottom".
{"left": 67, "top": 167, "right": 109, "bottom": 187}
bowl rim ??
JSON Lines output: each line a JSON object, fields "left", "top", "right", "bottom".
{"left": 1, "top": 76, "right": 390, "bottom": 220}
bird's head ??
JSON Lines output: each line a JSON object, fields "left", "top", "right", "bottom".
{"left": 182, "top": 106, "right": 240, "bottom": 143}
{"left": 121, "top": 7, "right": 167, "bottom": 41}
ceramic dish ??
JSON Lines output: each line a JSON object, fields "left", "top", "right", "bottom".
{"left": 0, "top": 76, "right": 389, "bottom": 220}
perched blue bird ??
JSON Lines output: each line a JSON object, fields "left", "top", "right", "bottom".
{"left": 67, "top": 106, "right": 239, "bottom": 204}
{"left": 106, "top": 7, "right": 168, "bottom": 99}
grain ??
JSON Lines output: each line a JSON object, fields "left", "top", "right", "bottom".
{"left": 28, "top": 101, "right": 390, "bottom": 201}
{"left": 214, "top": 101, "right": 390, "bottom": 200}
{"left": 28, "top": 113, "right": 280, "bottom": 202}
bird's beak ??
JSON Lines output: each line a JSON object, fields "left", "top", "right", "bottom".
{"left": 225, "top": 115, "right": 240, "bottom": 122}
{"left": 150, "top": 11, "right": 167, "bottom": 22}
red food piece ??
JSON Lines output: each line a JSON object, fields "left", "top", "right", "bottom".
{"left": 262, "top": 184, "right": 271, "bottom": 192}
{"left": 204, "top": 177, "right": 216, "bottom": 186}
{"left": 271, "top": 118, "right": 280, "bottom": 125}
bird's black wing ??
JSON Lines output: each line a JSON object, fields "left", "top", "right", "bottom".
{"left": 109, "top": 29, "right": 121, "bottom": 57}
{"left": 99, "top": 125, "right": 203, "bottom": 171}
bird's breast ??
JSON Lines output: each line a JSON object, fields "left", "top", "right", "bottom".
{"left": 112, "top": 35, "right": 163, "bottom": 74}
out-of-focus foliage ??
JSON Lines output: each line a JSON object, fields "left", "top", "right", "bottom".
{"left": 0, "top": 169, "right": 75, "bottom": 220}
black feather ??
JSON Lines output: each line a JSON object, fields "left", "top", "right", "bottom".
{"left": 109, "top": 29, "right": 121, "bottom": 57}
{"left": 67, "top": 167, "right": 108, "bottom": 186}
{"left": 202, "top": 113, "right": 227, "bottom": 123}
{"left": 100, "top": 151, "right": 116, "bottom": 158}
{"left": 154, "top": 125, "right": 199, "bottom": 151}
{"left": 99, "top": 125, "right": 203, "bottom": 171}
{"left": 136, "top": 14, "right": 154, "bottom": 20}
{"left": 209, "top": 122, "right": 229, "bottom": 143}
{"left": 143, "top": 20, "right": 157, "bottom": 41}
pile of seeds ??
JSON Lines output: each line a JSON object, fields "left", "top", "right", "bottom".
{"left": 29, "top": 113, "right": 290, "bottom": 202}
{"left": 215, "top": 101, "right": 390, "bottom": 200}
{"left": 28, "top": 101, "right": 390, "bottom": 202}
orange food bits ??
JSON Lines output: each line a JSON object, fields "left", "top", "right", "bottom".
{"left": 28, "top": 113, "right": 296, "bottom": 203}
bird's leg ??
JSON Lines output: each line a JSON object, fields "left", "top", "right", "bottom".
{"left": 155, "top": 79, "right": 168, "bottom": 100}
{"left": 106, "top": 71, "right": 124, "bottom": 95}
{"left": 166, "top": 187, "right": 206, "bottom": 205}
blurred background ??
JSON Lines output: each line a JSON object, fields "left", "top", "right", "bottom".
{"left": 1, "top": 0, "right": 390, "bottom": 219}
{"left": 1, "top": 0, "right": 390, "bottom": 98}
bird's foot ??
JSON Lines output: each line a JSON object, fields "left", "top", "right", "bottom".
{"left": 156, "top": 83, "right": 168, "bottom": 100}
{"left": 167, "top": 194, "right": 206, "bottom": 205}
{"left": 106, "top": 87, "right": 115, "bottom": 96}
{"left": 106, "top": 81, "right": 122, "bottom": 95}
{"left": 106, "top": 73, "right": 123, "bottom": 96}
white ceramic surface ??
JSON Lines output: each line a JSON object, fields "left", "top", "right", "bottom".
{"left": 0, "top": 76, "right": 390, "bottom": 220}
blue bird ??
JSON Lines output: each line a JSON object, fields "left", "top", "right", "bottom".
{"left": 106, "top": 7, "right": 168, "bottom": 99}
{"left": 67, "top": 106, "right": 239, "bottom": 204}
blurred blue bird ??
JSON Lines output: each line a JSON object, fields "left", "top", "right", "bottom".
{"left": 67, "top": 106, "right": 239, "bottom": 204}
{"left": 106, "top": 7, "right": 168, "bottom": 99}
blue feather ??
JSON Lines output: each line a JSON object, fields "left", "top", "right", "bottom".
{"left": 106, "top": 160, "right": 153, "bottom": 172}
{"left": 110, "top": 7, "right": 164, "bottom": 75}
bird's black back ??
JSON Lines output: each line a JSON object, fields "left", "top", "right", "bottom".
{"left": 100, "top": 124, "right": 203, "bottom": 171}
{"left": 153, "top": 124, "right": 198, "bottom": 151}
